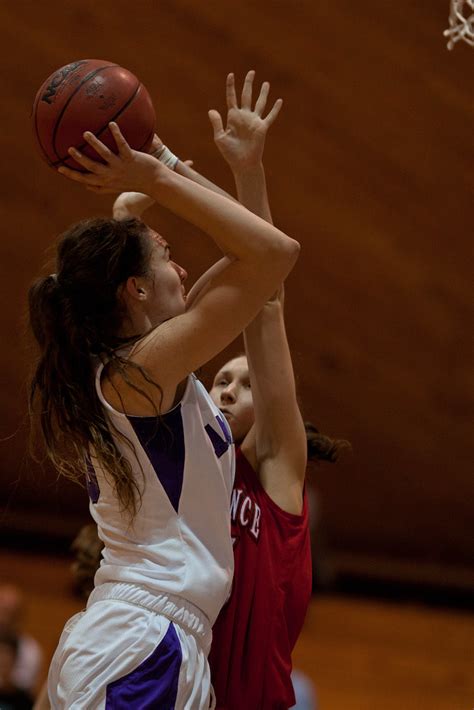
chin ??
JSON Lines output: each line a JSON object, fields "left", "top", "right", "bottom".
{"left": 230, "top": 426, "right": 245, "bottom": 444}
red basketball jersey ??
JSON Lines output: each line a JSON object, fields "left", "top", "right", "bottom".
{"left": 209, "top": 447, "right": 312, "bottom": 709}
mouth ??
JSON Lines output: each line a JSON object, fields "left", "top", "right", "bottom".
{"left": 220, "top": 408, "right": 233, "bottom": 419}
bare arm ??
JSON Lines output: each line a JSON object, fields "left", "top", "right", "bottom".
{"left": 58, "top": 124, "right": 299, "bottom": 411}
{"left": 112, "top": 135, "right": 238, "bottom": 219}
{"left": 109, "top": 74, "right": 307, "bottom": 502}
{"left": 242, "top": 294, "right": 307, "bottom": 514}
{"left": 211, "top": 71, "right": 307, "bottom": 514}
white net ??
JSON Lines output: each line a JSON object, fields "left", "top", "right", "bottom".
{"left": 444, "top": 0, "right": 474, "bottom": 49}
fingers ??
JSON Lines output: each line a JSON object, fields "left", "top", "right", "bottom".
{"left": 108, "top": 122, "right": 133, "bottom": 159}
{"left": 263, "top": 97, "right": 283, "bottom": 126}
{"left": 254, "top": 81, "right": 270, "bottom": 116}
{"left": 57, "top": 164, "right": 103, "bottom": 186}
{"left": 81, "top": 130, "right": 114, "bottom": 163}
{"left": 208, "top": 109, "right": 224, "bottom": 137}
{"left": 241, "top": 69, "right": 255, "bottom": 109}
{"left": 226, "top": 73, "right": 237, "bottom": 110}
{"left": 66, "top": 146, "right": 106, "bottom": 174}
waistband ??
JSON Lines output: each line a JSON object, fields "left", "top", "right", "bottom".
{"left": 87, "top": 582, "right": 212, "bottom": 646}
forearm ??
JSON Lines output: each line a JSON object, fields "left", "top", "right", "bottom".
{"left": 113, "top": 157, "right": 237, "bottom": 221}
{"left": 185, "top": 255, "right": 233, "bottom": 309}
{"left": 184, "top": 163, "right": 276, "bottom": 307}
{"left": 148, "top": 168, "right": 298, "bottom": 267}
{"left": 175, "top": 161, "right": 238, "bottom": 202}
{"left": 243, "top": 300, "right": 298, "bottom": 408}
{"left": 233, "top": 163, "right": 273, "bottom": 225}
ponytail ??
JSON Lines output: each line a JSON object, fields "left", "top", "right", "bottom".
{"left": 305, "top": 422, "right": 351, "bottom": 464}
{"left": 28, "top": 217, "right": 159, "bottom": 519}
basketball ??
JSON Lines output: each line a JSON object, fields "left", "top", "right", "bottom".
{"left": 32, "top": 59, "right": 156, "bottom": 171}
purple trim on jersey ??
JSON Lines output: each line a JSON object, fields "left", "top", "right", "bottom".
{"left": 205, "top": 418, "right": 231, "bottom": 459}
{"left": 85, "top": 455, "right": 100, "bottom": 504}
{"left": 105, "top": 622, "right": 181, "bottom": 709}
{"left": 128, "top": 408, "right": 185, "bottom": 514}
{"left": 216, "top": 412, "right": 233, "bottom": 444}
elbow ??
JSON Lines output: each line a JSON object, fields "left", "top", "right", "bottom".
{"left": 266, "top": 237, "right": 300, "bottom": 283}
{"left": 278, "top": 236, "right": 300, "bottom": 267}
{"left": 288, "top": 237, "right": 301, "bottom": 260}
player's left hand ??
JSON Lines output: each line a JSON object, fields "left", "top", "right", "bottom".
{"left": 58, "top": 122, "right": 168, "bottom": 194}
{"left": 208, "top": 70, "right": 282, "bottom": 173}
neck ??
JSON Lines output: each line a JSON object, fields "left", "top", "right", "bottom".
{"left": 118, "top": 311, "right": 152, "bottom": 340}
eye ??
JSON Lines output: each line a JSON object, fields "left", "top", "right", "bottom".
{"left": 216, "top": 380, "right": 228, "bottom": 387}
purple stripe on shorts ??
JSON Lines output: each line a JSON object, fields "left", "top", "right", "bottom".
{"left": 105, "top": 621, "right": 181, "bottom": 709}
{"left": 128, "top": 407, "right": 185, "bottom": 513}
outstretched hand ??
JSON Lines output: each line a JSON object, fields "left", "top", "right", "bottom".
{"left": 208, "top": 70, "right": 282, "bottom": 173}
{"left": 57, "top": 123, "right": 163, "bottom": 195}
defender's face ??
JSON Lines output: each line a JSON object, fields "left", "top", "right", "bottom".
{"left": 210, "top": 356, "right": 255, "bottom": 444}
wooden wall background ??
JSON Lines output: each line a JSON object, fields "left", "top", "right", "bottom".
{"left": 0, "top": 1, "right": 472, "bottom": 590}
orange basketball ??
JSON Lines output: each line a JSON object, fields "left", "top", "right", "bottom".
{"left": 32, "top": 59, "right": 156, "bottom": 171}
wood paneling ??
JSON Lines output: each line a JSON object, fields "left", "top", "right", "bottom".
{"left": 0, "top": 1, "right": 472, "bottom": 580}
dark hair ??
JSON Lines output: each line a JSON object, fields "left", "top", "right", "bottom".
{"left": 70, "top": 524, "right": 105, "bottom": 600}
{"left": 28, "top": 217, "right": 160, "bottom": 518}
{"left": 305, "top": 422, "right": 351, "bottom": 463}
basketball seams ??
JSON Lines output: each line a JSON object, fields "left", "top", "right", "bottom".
{"left": 51, "top": 82, "right": 143, "bottom": 169}
{"left": 51, "top": 64, "right": 121, "bottom": 163}
{"left": 32, "top": 92, "right": 52, "bottom": 165}
{"left": 32, "top": 61, "right": 155, "bottom": 171}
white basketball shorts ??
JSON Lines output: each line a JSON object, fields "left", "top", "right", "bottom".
{"left": 48, "top": 582, "right": 215, "bottom": 709}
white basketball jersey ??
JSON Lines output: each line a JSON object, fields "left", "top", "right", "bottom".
{"left": 87, "top": 365, "right": 235, "bottom": 625}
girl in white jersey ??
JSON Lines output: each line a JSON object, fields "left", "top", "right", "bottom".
{"left": 109, "top": 71, "right": 349, "bottom": 710}
{"left": 28, "top": 120, "right": 299, "bottom": 708}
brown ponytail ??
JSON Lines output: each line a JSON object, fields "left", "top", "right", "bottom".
{"left": 29, "top": 217, "right": 161, "bottom": 519}
{"left": 305, "top": 422, "right": 351, "bottom": 464}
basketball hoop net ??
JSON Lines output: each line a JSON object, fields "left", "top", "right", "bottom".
{"left": 444, "top": 0, "right": 474, "bottom": 49}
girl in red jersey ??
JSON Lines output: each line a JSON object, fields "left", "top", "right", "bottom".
{"left": 112, "top": 70, "right": 348, "bottom": 709}
{"left": 205, "top": 73, "right": 348, "bottom": 710}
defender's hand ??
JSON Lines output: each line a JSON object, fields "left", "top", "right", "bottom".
{"left": 208, "top": 70, "right": 282, "bottom": 172}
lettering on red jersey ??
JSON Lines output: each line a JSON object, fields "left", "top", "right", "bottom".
{"left": 230, "top": 487, "right": 261, "bottom": 541}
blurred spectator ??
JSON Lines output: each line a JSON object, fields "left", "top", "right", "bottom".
{"left": 0, "top": 630, "right": 33, "bottom": 709}
{"left": 0, "top": 586, "right": 42, "bottom": 696}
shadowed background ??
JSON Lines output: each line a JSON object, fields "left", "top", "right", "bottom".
{"left": 0, "top": 1, "right": 472, "bottom": 596}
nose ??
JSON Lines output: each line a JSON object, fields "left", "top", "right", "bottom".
{"left": 221, "top": 384, "right": 237, "bottom": 404}
{"left": 173, "top": 262, "right": 188, "bottom": 283}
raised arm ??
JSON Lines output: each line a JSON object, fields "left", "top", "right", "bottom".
{"left": 58, "top": 124, "right": 299, "bottom": 411}
{"left": 209, "top": 71, "right": 307, "bottom": 514}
